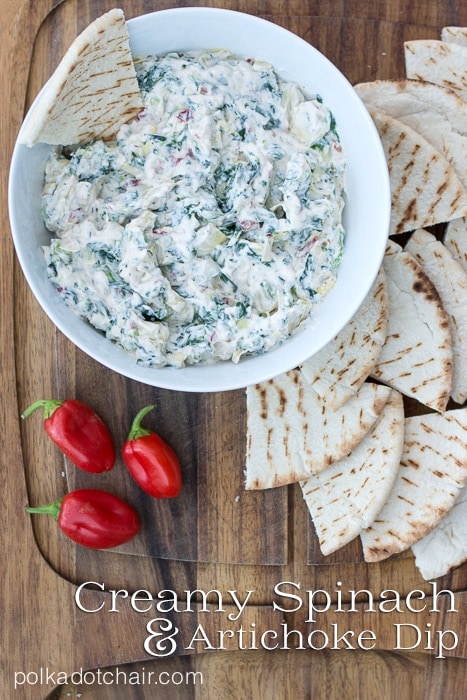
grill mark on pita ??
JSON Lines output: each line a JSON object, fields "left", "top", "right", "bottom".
{"left": 448, "top": 192, "right": 466, "bottom": 211}
{"left": 397, "top": 494, "right": 415, "bottom": 505}
{"left": 77, "top": 42, "right": 91, "bottom": 56}
{"left": 259, "top": 387, "right": 268, "bottom": 420}
{"left": 410, "top": 373, "right": 450, "bottom": 397}
{"left": 272, "top": 474, "right": 285, "bottom": 487}
{"left": 401, "top": 476, "right": 419, "bottom": 488}
{"left": 350, "top": 374, "right": 364, "bottom": 387}
{"left": 406, "top": 442, "right": 441, "bottom": 458}
{"left": 330, "top": 471, "right": 344, "bottom": 481}
{"left": 412, "top": 279, "right": 438, "bottom": 302}
{"left": 88, "top": 68, "right": 127, "bottom": 79}
{"left": 304, "top": 486, "right": 320, "bottom": 497}
{"left": 402, "top": 457, "right": 420, "bottom": 469}
{"left": 450, "top": 456, "right": 465, "bottom": 469}
{"left": 398, "top": 199, "right": 417, "bottom": 231}
{"left": 266, "top": 427, "right": 273, "bottom": 464}
{"left": 366, "top": 546, "right": 391, "bottom": 559}
{"left": 393, "top": 161, "right": 415, "bottom": 195}
{"left": 418, "top": 421, "right": 435, "bottom": 434}
{"left": 358, "top": 407, "right": 365, "bottom": 427}
{"left": 276, "top": 386, "right": 287, "bottom": 417}
{"left": 296, "top": 384, "right": 305, "bottom": 417}
{"left": 432, "top": 470, "right": 445, "bottom": 478}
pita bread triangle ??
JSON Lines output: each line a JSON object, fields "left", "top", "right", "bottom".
{"left": 370, "top": 239, "right": 453, "bottom": 412}
{"left": 20, "top": 9, "right": 143, "bottom": 147}
{"left": 404, "top": 39, "right": 467, "bottom": 102}
{"left": 355, "top": 79, "right": 467, "bottom": 191}
{"left": 369, "top": 110, "right": 467, "bottom": 235}
{"left": 412, "top": 483, "right": 467, "bottom": 580}
{"left": 300, "top": 265, "right": 388, "bottom": 411}
{"left": 405, "top": 228, "right": 467, "bottom": 405}
{"left": 360, "top": 407, "right": 467, "bottom": 563}
{"left": 245, "top": 372, "right": 391, "bottom": 489}
{"left": 301, "top": 389, "right": 404, "bottom": 555}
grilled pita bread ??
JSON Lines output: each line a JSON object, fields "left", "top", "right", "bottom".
{"left": 404, "top": 40, "right": 467, "bottom": 102}
{"left": 412, "top": 484, "right": 467, "bottom": 580}
{"left": 369, "top": 110, "right": 467, "bottom": 235}
{"left": 371, "top": 240, "right": 453, "bottom": 412}
{"left": 361, "top": 408, "right": 467, "bottom": 563}
{"left": 245, "top": 372, "right": 391, "bottom": 489}
{"left": 299, "top": 265, "right": 388, "bottom": 411}
{"left": 355, "top": 80, "right": 467, "bottom": 190}
{"left": 20, "top": 9, "right": 143, "bottom": 147}
{"left": 444, "top": 217, "right": 467, "bottom": 272}
{"left": 405, "top": 229, "right": 467, "bottom": 405}
{"left": 301, "top": 389, "right": 404, "bottom": 555}
{"left": 441, "top": 26, "right": 467, "bottom": 46}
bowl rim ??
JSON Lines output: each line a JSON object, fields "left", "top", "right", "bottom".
{"left": 8, "top": 7, "right": 391, "bottom": 392}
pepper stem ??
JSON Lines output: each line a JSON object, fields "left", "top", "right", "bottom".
{"left": 26, "top": 498, "right": 62, "bottom": 521}
{"left": 126, "top": 404, "right": 155, "bottom": 441}
{"left": 21, "top": 399, "right": 63, "bottom": 420}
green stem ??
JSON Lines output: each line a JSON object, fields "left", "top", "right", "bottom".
{"left": 127, "top": 404, "right": 155, "bottom": 441}
{"left": 25, "top": 498, "right": 62, "bottom": 521}
{"left": 21, "top": 399, "right": 63, "bottom": 420}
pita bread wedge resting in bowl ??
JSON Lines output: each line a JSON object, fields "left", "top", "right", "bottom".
{"left": 360, "top": 408, "right": 467, "bottom": 563}
{"left": 405, "top": 228, "right": 467, "bottom": 405}
{"left": 300, "top": 389, "right": 404, "bottom": 556}
{"left": 19, "top": 9, "right": 143, "bottom": 147}
{"left": 370, "top": 239, "right": 453, "bottom": 413}
{"left": 412, "top": 484, "right": 467, "bottom": 581}
{"left": 369, "top": 110, "right": 467, "bottom": 235}
{"left": 354, "top": 79, "right": 467, "bottom": 191}
{"left": 245, "top": 372, "right": 391, "bottom": 490}
{"left": 299, "top": 265, "right": 388, "bottom": 411}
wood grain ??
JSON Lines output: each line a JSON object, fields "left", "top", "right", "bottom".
{"left": 44, "top": 649, "right": 467, "bottom": 699}
{"left": 2, "top": 1, "right": 467, "bottom": 698}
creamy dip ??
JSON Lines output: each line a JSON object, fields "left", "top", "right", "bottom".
{"left": 42, "top": 49, "right": 346, "bottom": 367}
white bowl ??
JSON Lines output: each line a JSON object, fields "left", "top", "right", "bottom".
{"left": 8, "top": 8, "right": 390, "bottom": 393}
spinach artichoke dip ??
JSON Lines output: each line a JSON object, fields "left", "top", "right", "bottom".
{"left": 42, "top": 50, "right": 347, "bottom": 367}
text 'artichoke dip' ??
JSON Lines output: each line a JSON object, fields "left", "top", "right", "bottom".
{"left": 42, "top": 50, "right": 346, "bottom": 368}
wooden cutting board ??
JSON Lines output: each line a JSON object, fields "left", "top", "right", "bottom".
{"left": 2, "top": 1, "right": 467, "bottom": 698}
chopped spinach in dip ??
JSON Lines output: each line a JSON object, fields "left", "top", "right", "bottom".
{"left": 42, "top": 49, "right": 346, "bottom": 367}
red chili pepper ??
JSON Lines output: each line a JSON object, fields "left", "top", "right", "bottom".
{"left": 122, "top": 405, "right": 182, "bottom": 498}
{"left": 26, "top": 489, "right": 140, "bottom": 549}
{"left": 21, "top": 399, "right": 115, "bottom": 473}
